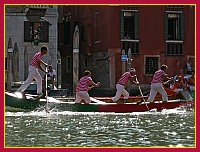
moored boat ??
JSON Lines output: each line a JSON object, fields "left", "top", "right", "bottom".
{"left": 5, "top": 92, "right": 194, "bottom": 113}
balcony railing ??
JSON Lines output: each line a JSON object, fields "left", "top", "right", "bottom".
{"left": 166, "top": 41, "right": 183, "bottom": 55}
{"left": 121, "top": 39, "right": 139, "bottom": 54}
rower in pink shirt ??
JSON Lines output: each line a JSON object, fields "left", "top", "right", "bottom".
{"left": 75, "top": 70, "right": 100, "bottom": 104}
{"left": 111, "top": 68, "right": 139, "bottom": 103}
{"left": 17, "top": 45, "right": 48, "bottom": 97}
{"left": 147, "top": 65, "right": 173, "bottom": 103}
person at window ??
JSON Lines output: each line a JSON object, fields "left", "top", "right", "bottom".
{"left": 124, "top": 32, "right": 130, "bottom": 39}
{"left": 43, "top": 65, "right": 57, "bottom": 90}
{"left": 147, "top": 65, "right": 173, "bottom": 103}
{"left": 17, "top": 45, "right": 48, "bottom": 98}
{"left": 187, "top": 71, "right": 195, "bottom": 91}
{"left": 110, "top": 68, "right": 139, "bottom": 103}
{"left": 74, "top": 70, "right": 100, "bottom": 104}
{"left": 185, "top": 57, "right": 193, "bottom": 75}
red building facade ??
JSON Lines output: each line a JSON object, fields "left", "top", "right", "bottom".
{"left": 58, "top": 5, "right": 195, "bottom": 94}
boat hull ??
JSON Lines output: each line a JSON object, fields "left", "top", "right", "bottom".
{"left": 5, "top": 92, "right": 194, "bottom": 113}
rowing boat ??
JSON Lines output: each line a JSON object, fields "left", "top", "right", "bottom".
{"left": 5, "top": 92, "right": 194, "bottom": 112}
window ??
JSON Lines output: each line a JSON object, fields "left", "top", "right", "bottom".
{"left": 164, "top": 12, "right": 184, "bottom": 41}
{"left": 24, "top": 21, "right": 49, "bottom": 44}
{"left": 64, "top": 14, "right": 71, "bottom": 45}
{"left": 164, "top": 12, "right": 184, "bottom": 55}
{"left": 120, "top": 10, "right": 139, "bottom": 40}
{"left": 120, "top": 10, "right": 139, "bottom": 54}
{"left": 145, "top": 56, "right": 159, "bottom": 75}
{"left": 64, "top": 21, "right": 70, "bottom": 45}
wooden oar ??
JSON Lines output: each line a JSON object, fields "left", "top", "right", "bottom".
{"left": 141, "top": 90, "right": 150, "bottom": 96}
{"left": 163, "top": 79, "right": 171, "bottom": 86}
{"left": 136, "top": 77, "right": 149, "bottom": 111}
{"left": 45, "top": 67, "right": 49, "bottom": 113}
{"left": 180, "top": 91, "right": 193, "bottom": 101}
{"left": 90, "top": 97, "right": 106, "bottom": 104}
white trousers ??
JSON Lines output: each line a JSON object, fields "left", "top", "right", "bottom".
{"left": 147, "top": 83, "right": 168, "bottom": 102}
{"left": 188, "top": 85, "right": 195, "bottom": 91}
{"left": 74, "top": 91, "right": 91, "bottom": 103}
{"left": 18, "top": 66, "right": 42, "bottom": 94}
{"left": 112, "top": 84, "right": 129, "bottom": 102}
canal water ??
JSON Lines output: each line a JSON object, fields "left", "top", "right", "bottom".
{"left": 5, "top": 107, "right": 195, "bottom": 147}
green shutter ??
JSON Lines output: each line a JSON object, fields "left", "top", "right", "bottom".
{"left": 164, "top": 12, "right": 168, "bottom": 40}
{"left": 180, "top": 13, "right": 184, "bottom": 40}
{"left": 120, "top": 11, "right": 124, "bottom": 39}
{"left": 134, "top": 11, "right": 139, "bottom": 40}
{"left": 24, "top": 21, "right": 30, "bottom": 42}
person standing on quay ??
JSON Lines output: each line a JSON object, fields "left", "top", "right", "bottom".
{"left": 147, "top": 65, "right": 173, "bottom": 103}
{"left": 17, "top": 45, "right": 48, "bottom": 97}
{"left": 74, "top": 70, "right": 100, "bottom": 104}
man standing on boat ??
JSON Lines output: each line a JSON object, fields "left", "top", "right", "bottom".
{"left": 17, "top": 45, "right": 48, "bottom": 98}
{"left": 147, "top": 65, "right": 172, "bottom": 103}
{"left": 110, "top": 68, "right": 138, "bottom": 103}
{"left": 74, "top": 70, "right": 100, "bottom": 104}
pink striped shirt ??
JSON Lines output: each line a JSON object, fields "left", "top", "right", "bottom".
{"left": 29, "top": 52, "right": 43, "bottom": 69}
{"left": 76, "top": 76, "right": 92, "bottom": 92}
{"left": 151, "top": 70, "right": 165, "bottom": 83}
{"left": 117, "top": 72, "right": 132, "bottom": 86}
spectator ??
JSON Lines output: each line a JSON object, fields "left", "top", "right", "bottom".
{"left": 43, "top": 65, "right": 57, "bottom": 91}
{"left": 185, "top": 57, "right": 193, "bottom": 75}
{"left": 187, "top": 71, "right": 195, "bottom": 91}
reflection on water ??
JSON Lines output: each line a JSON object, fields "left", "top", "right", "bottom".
{"left": 5, "top": 107, "right": 195, "bottom": 147}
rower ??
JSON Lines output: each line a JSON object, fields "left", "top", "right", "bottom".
{"left": 173, "top": 75, "right": 193, "bottom": 100}
{"left": 109, "top": 68, "right": 139, "bottom": 103}
{"left": 74, "top": 70, "right": 100, "bottom": 104}
{"left": 146, "top": 65, "right": 173, "bottom": 103}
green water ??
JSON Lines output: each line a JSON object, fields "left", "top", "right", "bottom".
{"left": 5, "top": 107, "right": 195, "bottom": 147}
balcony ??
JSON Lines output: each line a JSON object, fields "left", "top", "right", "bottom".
{"left": 121, "top": 39, "right": 139, "bottom": 54}
{"left": 166, "top": 41, "right": 183, "bottom": 55}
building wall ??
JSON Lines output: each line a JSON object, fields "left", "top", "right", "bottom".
{"left": 59, "top": 5, "right": 195, "bottom": 94}
{"left": 5, "top": 5, "right": 59, "bottom": 82}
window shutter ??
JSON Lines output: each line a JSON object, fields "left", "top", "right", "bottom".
{"left": 41, "top": 22, "right": 49, "bottom": 42}
{"left": 120, "top": 11, "right": 124, "bottom": 39}
{"left": 134, "top": 11, "right": 139, "bottom": 40}
{"left": 180, "top": 13, "right": 184, "bottom": 40}
{"left": 24, "top": 21, "right": 30, "bottom": 42}
{"left": 164, "top": 12, "right": 168, "bottom": 40}
{"left": 64, "top": 21, "right": 70, "bottom": 45}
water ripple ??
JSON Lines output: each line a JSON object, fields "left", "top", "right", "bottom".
{"left": 5, "top": 108, "right": 195, "bottom": 147}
